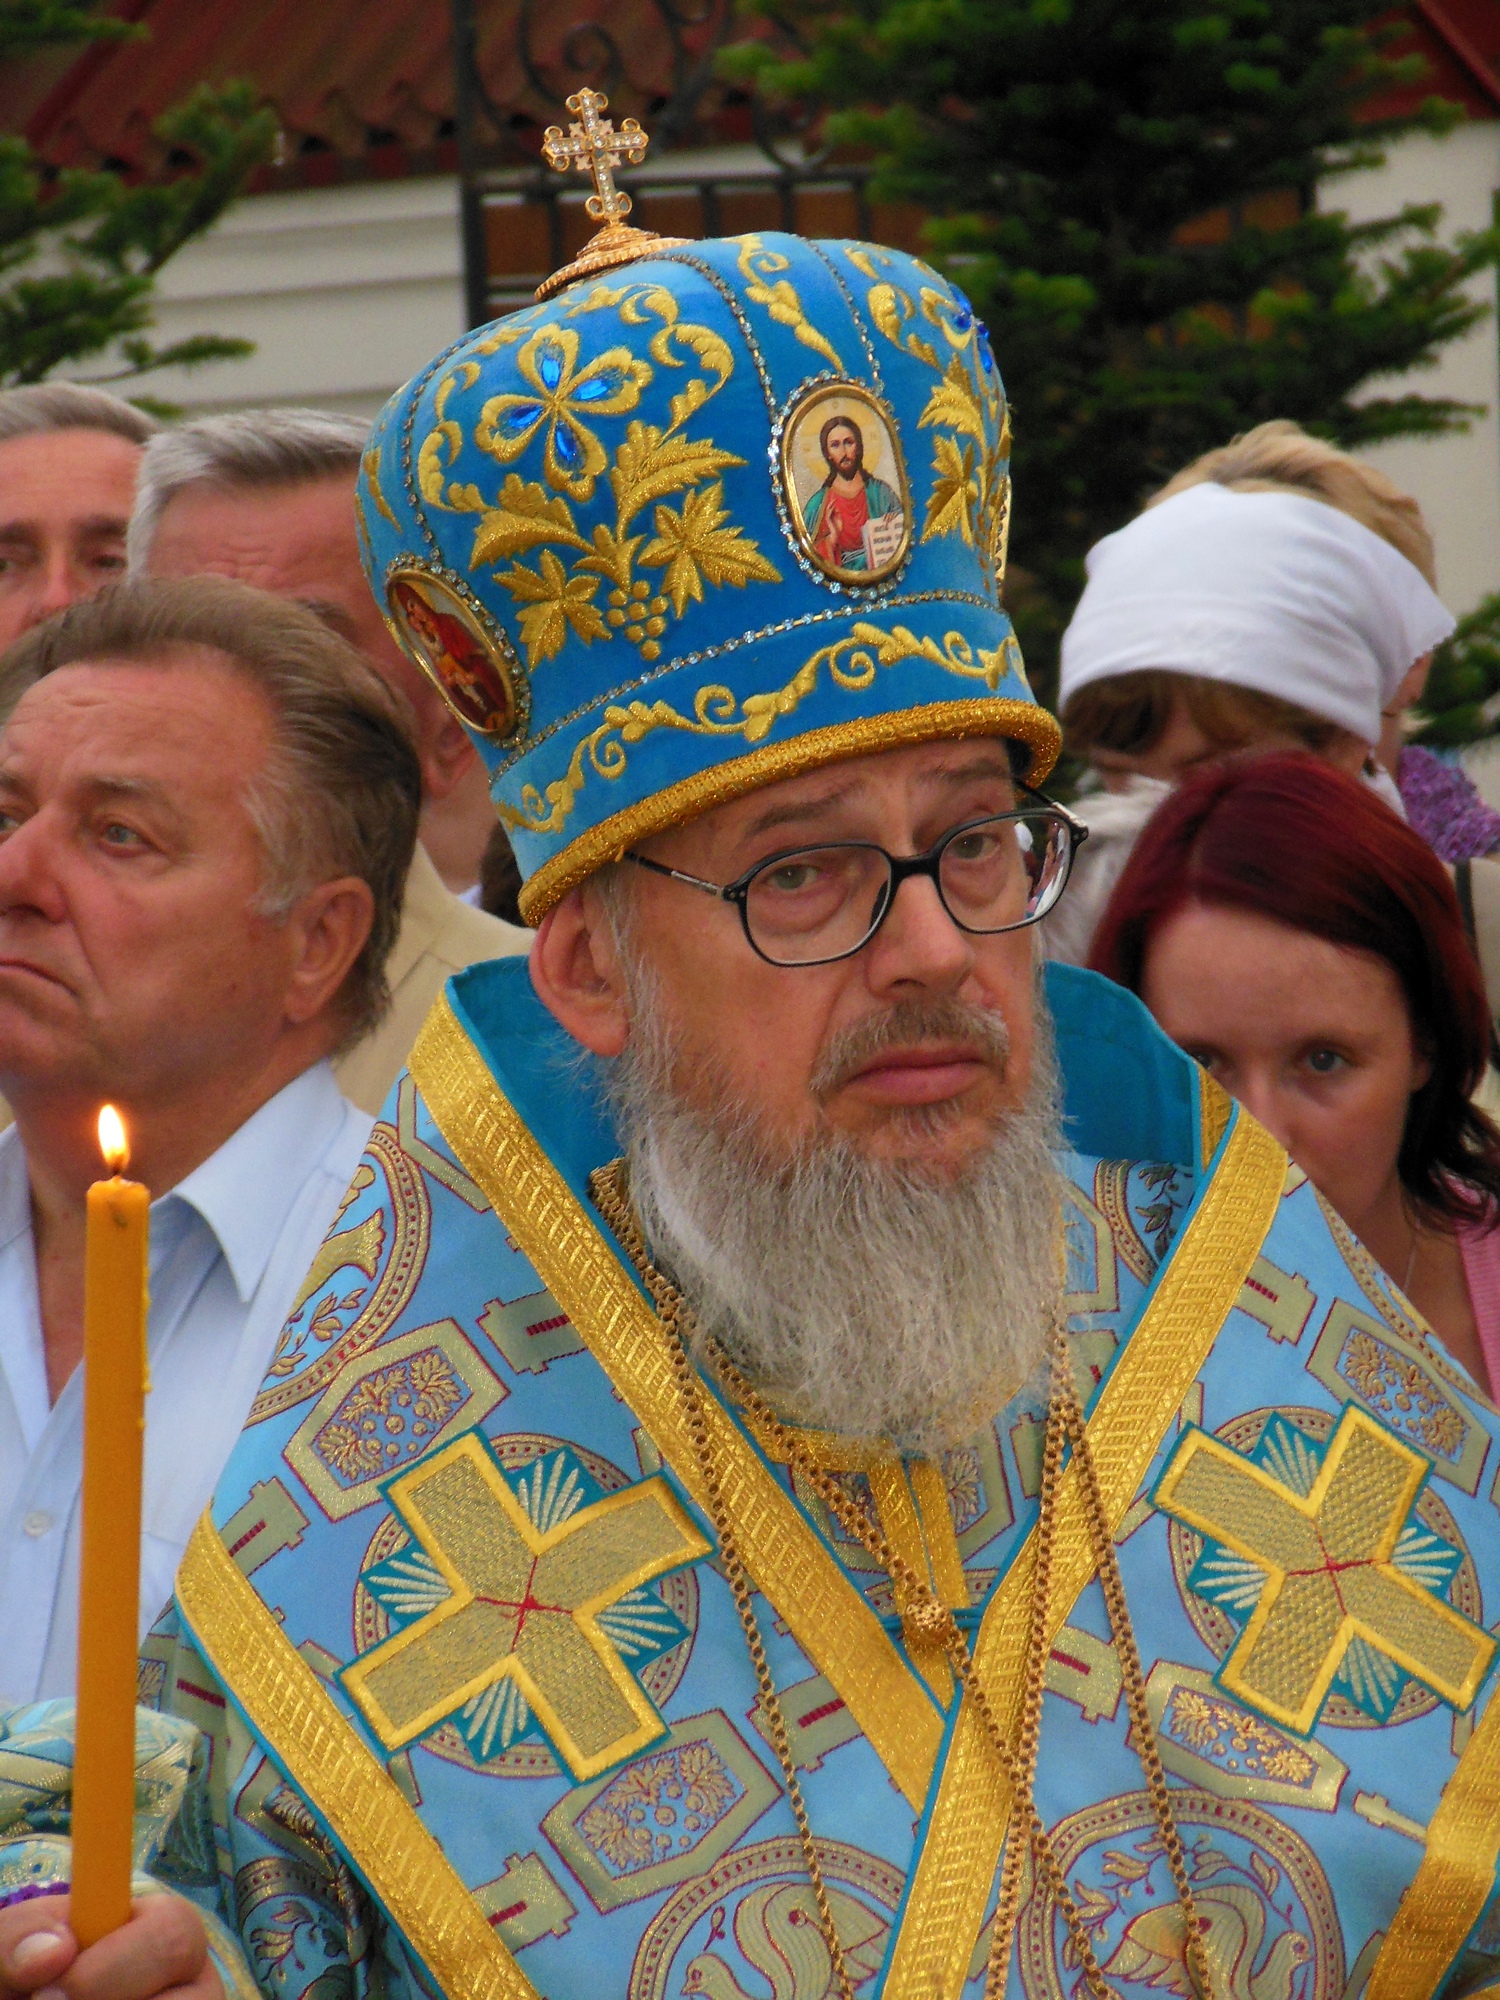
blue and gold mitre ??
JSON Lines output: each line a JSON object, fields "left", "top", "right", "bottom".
{"left": 357, "top": 229, "right": 1057, "bottom": 921}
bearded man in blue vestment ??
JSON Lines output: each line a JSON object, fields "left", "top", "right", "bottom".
{"left": 6, "top": 119, "right": 1500, "bottom": 2000}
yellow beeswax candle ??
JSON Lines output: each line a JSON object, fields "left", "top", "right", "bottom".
{"left": 71, "top": 1104, "right": 149, "bottom": 1947}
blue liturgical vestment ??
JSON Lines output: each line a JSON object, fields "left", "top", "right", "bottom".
{"left": 79, "top": 955, "right": 1500, "bottom": 2000}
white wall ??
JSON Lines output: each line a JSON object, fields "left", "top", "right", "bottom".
{"left": 91, "top": 175, "right": 466, "bottom": 422}
{"left": 1324, "top": 121, "right": 1500, "bottom": 617}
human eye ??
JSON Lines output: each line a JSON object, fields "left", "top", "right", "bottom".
{"left": 90, "top": 549, "right": 127, "bottom": 575}
{"left": 762, "top": 858, "right": 825, "bottom": 894}
{"left": 946, "top": 826, "right": 1004, "bottom": 865}
{"left": 1303, "top": 1047, "right": 1349, "bottom": 1077}
{"left": 98, "top": 818, "right": 149, "bottom": 853}
{"left": 747, "top": 844, "right": 875, "bottom": 945}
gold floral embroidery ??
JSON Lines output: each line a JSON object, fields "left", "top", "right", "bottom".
{"left": 1166, "top": 1687, "right": 1318, "bottom": 1786}
{"left": 412, "top": 284, "right": 777, "bottom": 671}
{"left": 575, "top": 1739, "right": 738, "bottom": 1874}
{"left": 501, "top": 548, "right": 612, "bottom": 664}
{"left": 311, "top": 1351, "right": 463, "bottom": 1479}
{"left": 639, "top": 482, "right": 781, "bottom": 612}
{"left": 315, "top": 1421, "right": 386, "bottom": 1484}
{"left": 843, "top": 250, "right": 1010, "bottom": 578}
{"left": 498, "top": 620, "right": 1024, "bottom": 835}
{"left": 733, "top": 233, "right": 844, "bottom": 370}
{"left": 1339, "top": 1329, "right": 1469, "bottom": 1463}
{"left": 474, "top": 327, "right": 652, "bottom": 502}
{"left": 845, "top": 253, "right": 941, "bottom": 368}
{"left": 919, "top": 358, "right": 996, "bottom": 548}
{"left": 360, "top": 445, "right": 399, "bottom": 528}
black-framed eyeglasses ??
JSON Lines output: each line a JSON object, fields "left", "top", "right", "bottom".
{"left": 624, "top": 788, "right": 1089, "bottom": 968}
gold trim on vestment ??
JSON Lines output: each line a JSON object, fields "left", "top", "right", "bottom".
{"left": 176, "top": 1513, "right": 539, "bottom": 2000}
{"left": 883, "top": 1105, "right": 1288, "bottom": 1997}
{"left": 1198, "top": 1070, "right": 1233, "bottom": 1164}
{"left": 1367, "top": 1656, "right": 1500, "bottom": 1997}
{"left": 737, "top": 1402, "right": 964, "bottom": 1694}
{"left": 908, "top": 1458, "right": 970, "bottom": 1610}
{"left": 409, "top": 993, "right": 945, "bottom": 1807}
{"left": 867, "top": 1460, "right": 954, "bottom": 1702}
{"left": 516, "top": 697, "right": 1060, "bottom": 921}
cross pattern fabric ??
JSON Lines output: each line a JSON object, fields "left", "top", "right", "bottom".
{"left": 1156, "top": 1406, "right": 1494, "bottom": 1733}
{"left": 342, "top": 1433, "right": 709, "bottom": 1779}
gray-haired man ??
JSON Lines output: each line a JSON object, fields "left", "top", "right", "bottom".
{"left": 0, "top": 573, "right": 420, "bottom": 1701}
{"left": 0, "top": 383, "right": 156, "bottom": 654}
{"left": 130, "top": 408, "right": 527, "bottom": 1114}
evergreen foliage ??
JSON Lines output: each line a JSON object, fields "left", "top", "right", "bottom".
{"left": 0, "top": 0, "right": 276, "bottom": 397}
{"left": 1412, "top": 592, "right": 1500, "bottom": 746}
{"left": 726, "top": 0, "right": 1500, "bottom": 696}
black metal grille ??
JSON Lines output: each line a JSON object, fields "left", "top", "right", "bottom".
{"left": 447, "top": 0, "right": 920, "bottom": 325}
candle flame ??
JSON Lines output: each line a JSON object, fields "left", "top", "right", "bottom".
{"left": 97, "top": 1104, "right": 129, "bottom": 1175}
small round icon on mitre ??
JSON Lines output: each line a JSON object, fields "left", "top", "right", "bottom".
{"left": 781, "top": 381, "right": 912, "bottom": 586}
{"left": 386, "top": 566, "right": 528, "bottom": 742}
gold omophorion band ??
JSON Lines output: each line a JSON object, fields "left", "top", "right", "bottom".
{"left": 883, "top": 1103, "right": 1287, "bottom": 1996}
{"left": 1368, "top": 1666, "right": 1500, "bottom": 1998}
{"left": 409, "top": 991, "right": 945, "bottom": 1807}
{"left": 176, "top": 1513, "right": 539, "bottom": 2000}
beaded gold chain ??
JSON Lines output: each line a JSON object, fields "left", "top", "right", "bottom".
{"left": 589, "top": 1160, "right": 1213, "bottom": 1999}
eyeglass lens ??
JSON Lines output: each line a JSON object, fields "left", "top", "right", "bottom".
{"left": 742, "top": 813, "right": 1071, "bottom": 965}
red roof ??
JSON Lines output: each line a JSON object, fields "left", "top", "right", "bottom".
{"left": 1, "top": 0, "right": 1496, "bottom": 189}
{"left": 0, "top": 0, "right": 751, "bottom": 189}
{"left": 1367, "top": 0, "right": 1500, "bottom": 116}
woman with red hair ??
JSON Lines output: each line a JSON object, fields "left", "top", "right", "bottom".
{"left": 1090, "top": 752, "right": 1500, "bottom": 1392}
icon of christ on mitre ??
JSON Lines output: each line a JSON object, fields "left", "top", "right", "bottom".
{"left": 10, "top": 87, "right": 1500, "bottom": 2000}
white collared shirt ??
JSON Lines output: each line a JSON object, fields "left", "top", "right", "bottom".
{"left": 0, "top": 1061, "right": 372, "bottom": 1701}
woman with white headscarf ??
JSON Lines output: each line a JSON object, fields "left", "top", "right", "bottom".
{"left": 1044, "top": 420, "right": 1486, "bottom": 966}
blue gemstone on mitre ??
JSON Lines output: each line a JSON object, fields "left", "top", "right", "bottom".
{"left": 536, "top": 337, "right": 566, "bottom": 390}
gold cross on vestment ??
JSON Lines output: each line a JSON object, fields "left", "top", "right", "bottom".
{"left": 341, "top": 1433, "right": 711, "bottom": 1781}
{"left": 1156, "top": 1405, "right": 1494, "bottom": 1735}
{"left": 541, "top": 88, "right": 648, "bottom": 229}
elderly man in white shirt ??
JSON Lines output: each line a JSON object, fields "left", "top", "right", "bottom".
{"left": 0, "top": 571, "right": 419, "bottom": 1701}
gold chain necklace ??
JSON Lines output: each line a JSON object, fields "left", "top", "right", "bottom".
{"left": 589, "top": 1160, "right": 1213, "bottom": 1999}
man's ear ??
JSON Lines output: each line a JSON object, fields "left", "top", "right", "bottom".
{"left": 423, "top": 710, "right": 479, "bottom": 803}
{"left": 530, "top": 885, "right": 631, "bottom": 1057}
{"left": 283, "top": 876, "right": 376, "bottom": 1028}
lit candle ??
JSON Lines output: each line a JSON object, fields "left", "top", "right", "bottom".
{"left": 71, "top": 1105, "right": 149, "bottom": 1946}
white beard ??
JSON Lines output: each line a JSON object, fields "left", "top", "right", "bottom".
{"left": 604, "top": 988, "right": 1067, "bottom": 1458}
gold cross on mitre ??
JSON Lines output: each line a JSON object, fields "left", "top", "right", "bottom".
{"left": 535, "top": 87, "right": 689, "bottom": 301}
{"left": 341, "top": 1432, "right": 710, "bottom": 1780}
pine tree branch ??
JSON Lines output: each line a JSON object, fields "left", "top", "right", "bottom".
{"left": 0, "top": 0, "right": 277, "bottom": 389}
{"left": 723, "top": 0, "right": 1500, "bottom": 697}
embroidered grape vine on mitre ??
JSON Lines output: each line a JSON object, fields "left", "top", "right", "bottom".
{"left": 416, "top": 304, "right": 781, "bottom": 670}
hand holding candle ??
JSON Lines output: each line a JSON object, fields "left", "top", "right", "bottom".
{"left": 71, "top": 1106, "right": 149, "bottom": 1947}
